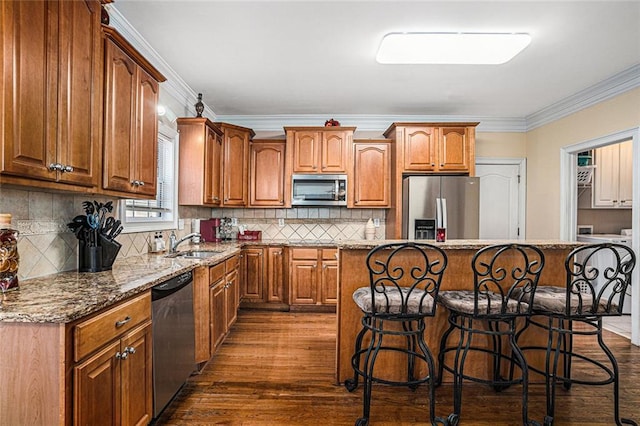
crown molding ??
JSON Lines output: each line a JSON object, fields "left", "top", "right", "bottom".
{"left": 107, "top": 5, "right": 216, "bottom": 121}
{"left": 214, "top": 114, "right": 527, "bottom": 133}
{"left": 525, "top": 63, "right": 640, "bottom": 131}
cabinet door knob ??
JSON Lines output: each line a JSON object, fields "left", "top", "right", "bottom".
{"left": 62, "top": 165, "right": 74, "bottom": 173}
{"left": 431, "top": 163, "right": 435, "bottom": 166}
{"left": 124, "top": 346, "right": 136, "bottom": 355}
{"left": 115, "top": 351, "right": 128, "bottom": 360}
{"left": 138, "top": 181, "right": 145, "bottom": 186}
{"left": 49, "top": 163, "right": 63, "bottom": 172}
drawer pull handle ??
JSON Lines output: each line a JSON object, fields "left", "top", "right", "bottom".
{"left": 115, "top": 316, "right": 132, "bottom": 327}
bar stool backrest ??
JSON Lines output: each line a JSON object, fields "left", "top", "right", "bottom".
{"left": 472, "top": 243, "right": 545, "bottom": 318}
{"left": 365, "top": 242, "right": 447, "bottom": 318}
{"left": 565, "top": 242, "right": 636, "bottom": 317}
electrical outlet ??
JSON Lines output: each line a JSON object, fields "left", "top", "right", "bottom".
{"left": 278, "top": 218, "right": 285, "bottom": 227}
{"left": 231, "top": 217, "right": 238, "bottom": 226}
{"left": 373, "top": 218, "right": 380, "bottom": 227}
{"left": 178, "top": 219, "right": 185, "bottom": 230}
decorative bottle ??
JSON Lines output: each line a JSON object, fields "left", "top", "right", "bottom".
{"left": 0, "top": 214, "right": 19, "bottom": 292}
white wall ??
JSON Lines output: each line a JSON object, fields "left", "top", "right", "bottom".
{"left": 525, "top": 87, "right": 640, "bottom": 239}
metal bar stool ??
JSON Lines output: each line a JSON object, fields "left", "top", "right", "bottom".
{"left": 437, "top": 243, "right": 545, "bottom": 426}
{"left": 344, "top": 242, "right": 448, "bottom": 426}
{"left": 514, "top": 242, "right": 637, "bottom": 425}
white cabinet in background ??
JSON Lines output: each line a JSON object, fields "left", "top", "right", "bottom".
{"left": 593, "top": 140, "right": 632, "bottom": 208}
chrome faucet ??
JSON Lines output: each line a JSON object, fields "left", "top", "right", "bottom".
{"left": 169, "top": 231, "right": 201, "bottom": 253}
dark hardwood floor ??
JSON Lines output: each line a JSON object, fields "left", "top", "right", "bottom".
{"left": 155, "top": 310, "right": 640, "bottom": 425}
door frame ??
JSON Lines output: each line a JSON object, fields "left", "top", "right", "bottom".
{"left": 559, "top": 126, "right": 640, "bottom": 345}
{"left": 476, "top": 157, "right": 527, "bottom": 240}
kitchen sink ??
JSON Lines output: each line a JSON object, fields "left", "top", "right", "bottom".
{"left": 167, "top": 250, "right": 226, "bottom": 259}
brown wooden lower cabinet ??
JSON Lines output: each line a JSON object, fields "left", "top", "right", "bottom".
{"left": 211, "top": 255, "right": 240, "bottom": 351}
{"left": 0, "top": 291, "right": 153, "bottom": 426}
{"left": 73, "top": 291, "right": 153, "bottom": 426}
{"left": 289, "top": 247, "right": 337, "bottom": 312}
{"left": 74, "top": 321, "right": 153, "bottom": 426}
{"left": 210, "top": 276, "right": 227, "bottom": 354}
{"left": 193, "top": 255, "right": 241, "bottom": 363}
{"left": 240, "top": 246, "right": 288, "bottom": 310}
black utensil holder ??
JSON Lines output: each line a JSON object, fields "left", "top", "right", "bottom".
{"left": 78, "top": 238, "right": 121, "bottom": 272}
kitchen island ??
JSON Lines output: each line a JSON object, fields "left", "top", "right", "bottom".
{"left": 335, "top": 239, "right": 583, "bottom": 384}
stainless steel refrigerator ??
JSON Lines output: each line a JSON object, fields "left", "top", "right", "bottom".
{"left": 402, "top": 176, "right": 480, "bottom": 240}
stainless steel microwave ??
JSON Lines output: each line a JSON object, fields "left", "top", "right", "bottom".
{"left": 291, "top": 174, "right": 347, "bottom": 206}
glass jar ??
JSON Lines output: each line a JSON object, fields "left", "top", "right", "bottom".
{"left": 0, "top": 213, "right": 19, "bottom": 292}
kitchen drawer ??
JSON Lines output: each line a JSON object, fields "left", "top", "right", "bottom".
{"left": 209, "top": 262, "right": 225, "bottom": 285}
{"left": 291, "top": 248, "right": 318, "bottom": 260}
{"left": 225, "top": 254, "right": 239, "bottom": 271}
{"left": 322, "top": 248, "right": 337, "bottom": 261}
{"left": 74, "top": 291, "right": 151, "bottom": 362}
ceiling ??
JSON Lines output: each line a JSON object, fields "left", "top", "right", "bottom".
{"left": 113, "top": 1, "right": 640, "bottom": 122}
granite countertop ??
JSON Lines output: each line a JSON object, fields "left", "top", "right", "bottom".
{"left": 0, "top": 243, "right": 241, "bottom": 324}
{"left": 0, "top": 238, "right": 581, "bottom": 324}
{"left": 336, "top": 239, "right": 584, "bottom": 250}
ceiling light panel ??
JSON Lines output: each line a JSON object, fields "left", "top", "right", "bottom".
{"left": 376, "top": 32, "right": 532, "bottom": 65}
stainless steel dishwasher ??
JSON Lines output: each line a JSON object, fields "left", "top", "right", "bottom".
{"left": 151, "top": 270, "right": 195, "bottom": 419}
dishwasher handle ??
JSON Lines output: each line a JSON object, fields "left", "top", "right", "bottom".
{"left": 152, "top": 271, "right": 193, "bottom": 301}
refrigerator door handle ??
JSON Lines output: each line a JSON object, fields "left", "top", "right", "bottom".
{"left": 436, "top": 198, "right": 443, "bottom": 228}
{"left": 441, "top": 198, "right": 448, "bottom": 229}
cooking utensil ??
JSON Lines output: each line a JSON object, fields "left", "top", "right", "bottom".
{"left": 110, "top": 225, "right": 123, "bottom": 240}
{"left": 102, "top": 217, "right": 116, "bottom": 235}
{"left": 108, "top": 220, "right": 122, "bottom": 239}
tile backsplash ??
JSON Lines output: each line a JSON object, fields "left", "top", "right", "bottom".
{"left": 1, "top": 188, "right": 385, "bottom": 281}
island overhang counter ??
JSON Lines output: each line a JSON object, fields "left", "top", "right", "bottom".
{"left": 335, "top": 239, "right": 583, "bottom": 384}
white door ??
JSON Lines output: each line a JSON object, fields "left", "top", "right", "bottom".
{"left": 476, "top": 163, "right": 521, "bottom": 239}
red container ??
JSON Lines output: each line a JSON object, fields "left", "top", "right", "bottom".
{"left": 237, "top": 230, "right": 262, "bottom": 241}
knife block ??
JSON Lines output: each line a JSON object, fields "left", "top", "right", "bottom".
{"left": 79, "top": 244, "right": 102, "bottom": 273}
{"left": 78, "top": 237, "right": 121, "bottom": 272}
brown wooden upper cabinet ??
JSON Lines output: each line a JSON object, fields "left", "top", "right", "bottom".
{"left": 219, "top": 123, "right": 255, "bottom": 207}
{"left": 250, "top": 140, "right": 286, "bottom": 207}
{"left": 177, "top": 118, "right": 224, "bottom": 206}
{"left": 285, "top": 126, "right": 355, "bottom": 174}
{"left": 349, "top": 140, "right": 391, "bottom": 208}
{"left": 384, "top": 122, "right": 478, "bottom": 175}
{"left": 1, "top": 0, "right": 102, "bottom": 190}
{"left": 102, "top": 25, "right": 166, "bottom": 198}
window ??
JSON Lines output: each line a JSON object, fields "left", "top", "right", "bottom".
{"left": 119, "top": 122, "right": 178, "bottom": 232}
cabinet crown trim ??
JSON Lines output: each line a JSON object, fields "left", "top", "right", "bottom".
{"left": 176, "top": 117, "right": 224, "bottom": 135}
{"left": 102, "top": 25, "right": 166, "bottom": 82}
{"left": 284, "top": 126, "right": 357, "bottom": 132}
{"left": 383, "top": 122, "right": 479, "bottom": 137}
